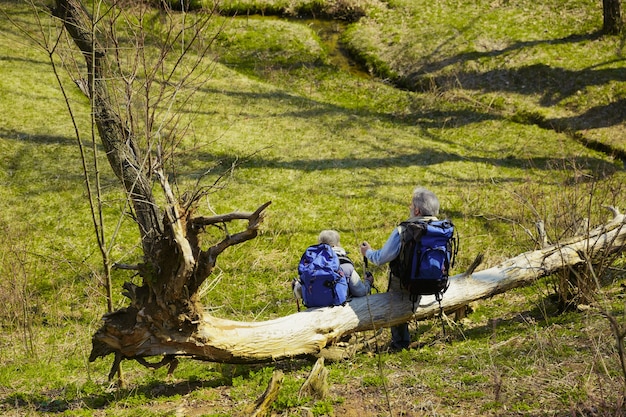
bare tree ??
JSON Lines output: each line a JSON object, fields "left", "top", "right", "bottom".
{"left": 48, "top": 0, "right": 626, "bottom": 380}
{"left": 49, "top": 0, "right": 271, "bottom": 375}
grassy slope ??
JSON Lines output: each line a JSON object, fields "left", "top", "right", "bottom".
{"left": 343, "top": 0, "right": 626, "bottom": 156}
{"left": 0, "top": 0, "right": 625, "bottom": 416}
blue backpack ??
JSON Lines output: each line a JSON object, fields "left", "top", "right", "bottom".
{"left": 390, "top": 219, "right": 457, "bottom": 309}
{"left": 298, "top": 244, "right": 349, "bottom": 308}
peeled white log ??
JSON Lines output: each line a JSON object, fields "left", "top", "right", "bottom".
{"left": 107, "top": 210, "right": 625, "bottom": 364}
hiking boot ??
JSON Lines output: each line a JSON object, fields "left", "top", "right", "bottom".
{"left": 389, "top": 341, "right": 410, "bottom": 352}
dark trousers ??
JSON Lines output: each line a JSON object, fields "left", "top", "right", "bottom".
{"left": 388, "top": 274, "right": 416, "bottom": 349}
{"left": 391, "top": 323, "right": 410, "bottom": 348}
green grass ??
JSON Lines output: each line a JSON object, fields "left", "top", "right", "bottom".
{"left": 1, "top": 0, "right": 626, "bottom": 415}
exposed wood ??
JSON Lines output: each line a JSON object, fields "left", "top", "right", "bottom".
{"left": 246, "top": 369, "right": 284, "bottom": 417}
{"left": 536, "top": 220, "right": 548, "bottom": 248}
{"left": 299, "top": 357, "right": 329, "bottom": 400}
{"left": 319, "top": 329, "right": 384, "bottom": 361}
{"left": 87, "top": 209, "right": 626, "bottom": 365}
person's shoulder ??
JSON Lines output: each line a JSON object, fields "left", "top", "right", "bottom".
{"left": 403, "top": 216, "right": 439, "bottom": 224}
{"left": 411, "top": 215, "right": 439, "bottom": 221}
{"left": 332, "top": 246, "right": 348, "bottom": 256}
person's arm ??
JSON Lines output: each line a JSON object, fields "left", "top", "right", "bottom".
{"left": 360, "top": 227, "right": 402, "bottom": 266}
{"left": 347, "top": 269, "right": 371, "bottom": 297}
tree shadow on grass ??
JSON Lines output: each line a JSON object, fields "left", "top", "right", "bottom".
{"left": 405, "top": 31, "right": 610, "bottom": 83}
{"left": 0, "top": 128, "right": 75, "bottom": 146}
{"left": 547, "top": 97, "right": 626, "bottom": 130}
{"left": 401, "top": 29, "right": 625, "bottom": 103}
{"left": 179, "top": 146, "right": 619, "bottom": 180}
{"left": 444, "top": 281, "right": 621, "bottom": 348}
{"left": 1, "top": 358, "right": 315, "bottom": 414}
{"left": 431, "top": 63, "right": 626, "bottom": 108}
{"left": 1, "top": 379, "right": 221, "bottom": 413}
{"left": 440, "top": 299, "right": 558, "bottom": 350}
{"left": 196, "top": 84, "right": 505, "bottom": 130}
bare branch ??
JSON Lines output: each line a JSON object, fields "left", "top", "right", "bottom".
{"left": 113, "top": 263, "right": 140, "bottom": 271}
{"left": 191, "top": 201, "right": 273, "bottom": 227}
{"left": 206, "top": 201, "right": 271, "bottom": 256}
{"left": 605, "top": 205, "right": 622, "bottom": 217}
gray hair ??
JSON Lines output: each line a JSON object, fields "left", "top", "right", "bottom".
{"left": 318, "top": 230, "right": 340, "bottom": 246}
{"left": 412, "top": 187, "right": 440, "bottom": 216}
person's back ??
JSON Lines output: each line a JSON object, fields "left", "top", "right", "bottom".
{"left": 318, "top": 230, "right": 372, "bottom": 298}
{"left": 293, "top": 230, "right": 373, "bottom": 308}
{"left": 297, "top": 243, "right": 348, "bottom": 308}
{"left": 359, "top": 187, "right": 443, "bottom": 350}
{"left": 332, "top": 245, "right": 370, "bottom": 297}
{"left": 390, "top": 218, "right": 455, "bottom": 308}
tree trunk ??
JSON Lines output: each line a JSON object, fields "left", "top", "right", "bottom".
{"left": 603, "top": 0, "right": 623, "bottom": 35}
{"left": 90, "top": 209, "right": 626, "bottom": 365}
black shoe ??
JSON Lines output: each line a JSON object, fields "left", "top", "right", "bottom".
{"left": 389, "top": 341, "right": 409, "bottom": 352}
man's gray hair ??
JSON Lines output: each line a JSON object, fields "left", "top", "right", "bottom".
{"left": 318, "top": 230, "right": 340, "bottom": 247}
{"left": 412, "top": 187, "right": 440, "bottom": 216}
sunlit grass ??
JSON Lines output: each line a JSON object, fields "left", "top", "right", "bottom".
{"left": 0, "top": 0, "right": 625, "bottom": 415}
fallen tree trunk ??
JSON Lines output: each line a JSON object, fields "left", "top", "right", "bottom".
{"left": 92, "top": 209, "right": 626, "bottom": 364}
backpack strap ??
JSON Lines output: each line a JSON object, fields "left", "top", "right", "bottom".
{"left": 336, "top": 254, "right": 353, "bottom": 266}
